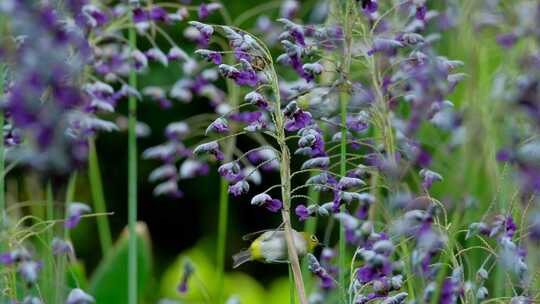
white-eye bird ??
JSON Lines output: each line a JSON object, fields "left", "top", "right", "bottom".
{"left": 232, "top": 229, "right": 319, "bottom": 268}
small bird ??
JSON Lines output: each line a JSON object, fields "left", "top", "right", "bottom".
{"left": 232, "top": 229, "right": 319, "bottom": 268}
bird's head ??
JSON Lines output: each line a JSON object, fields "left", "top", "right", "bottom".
{"left": 302, "top": 232, "right": 319, "bottom": 252}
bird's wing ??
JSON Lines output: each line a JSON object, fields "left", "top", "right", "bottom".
{"left": 241, "top": 222, "right": 286, "bottom": 241}
{"left": 241, "top": 229, "right": 276, "bottom": 241}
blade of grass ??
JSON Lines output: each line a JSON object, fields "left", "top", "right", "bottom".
{"left": 88, "top": 138, "right": 113, "bottom": 255}
{"left": 128, "top": 12, "right": 138, "bottom": 304}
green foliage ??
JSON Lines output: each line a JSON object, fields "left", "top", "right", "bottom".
{"left": 89, "top": 223, "right": 153, "bottom": 304}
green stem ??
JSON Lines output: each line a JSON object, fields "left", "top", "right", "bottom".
{"left": 88, "top": 138, "right": 113, "bottom": 255}
{"left": 339, "top": 91, "right": 348, "bottom": 298}
{"left": 216, "top": 178, "right": 229, "bottom": 303}
{"left": 215, "top": 26, "right": 239, "bottom": 303}
{"left": 301, "top": 183, "right": 319, "bottom": 289}
{"left": 338, "top": 0, "right": 354, "bottom": 301}
{"left": 0, "top": 62, "right": 6, "bottom": 304}
{"left": 57, "top": 173, "right": 78, "bottom": 304}
{"left": 128, "top": 14, "right": 139, "bottom": 304}
{"left": 45, "top": 181, "right": 55, "bottom": 303}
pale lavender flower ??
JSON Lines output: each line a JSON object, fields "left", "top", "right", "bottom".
{"left": 66, "top": 288, "right": 95, "bottom": 304}
{"left": 65, "top": 203, "right": 92, "bottom": 229}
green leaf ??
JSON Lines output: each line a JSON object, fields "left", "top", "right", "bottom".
{"left": 89, "top": 222, "right": 153, "bottom": 304}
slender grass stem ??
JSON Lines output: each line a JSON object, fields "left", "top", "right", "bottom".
{"left": 339, "top": 90, "right": 348, "bottom": 300}
{"left": 338, "top": 1, "right": 355, "bottom": 301}
{"left": 128, "top": 13, "right": 138, "bottom": 304}
{"left": 0, "top": 61, "right": 6, "bottom": 304}
{"left": 45, "top": 181, "right": 55, "bottom": 303}
{"left": 216, "top": 178, "right": 229, "bottom": 303}
{"left": 88, "top": 138, "right": 113, "bottom": 255}
{"left": 214, "top": 34, "right": 239, "bottom": 304}
{"left": 57, "top": 172, "right": 77, "bottom": 304}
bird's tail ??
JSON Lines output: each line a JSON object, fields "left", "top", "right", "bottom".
{"left": 232, "top": 250, "right": 252, "bottom": 268}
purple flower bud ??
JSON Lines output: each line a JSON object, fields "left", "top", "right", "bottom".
{"left": 419, "top": 168, "right": 443, "bottom": 189}
{"left": 195, "top": 49, "right": 223, "bottom": 65}
{"left": 361, "top": 0, "right": 378, "bottom": 13}
{"left": 307, "top": 254, "right": 335, "bottom": 289}
{"left": 65, "top": 203, "right": 91, "bottom": 229}
{"left": 178, "top": 259, "right": 195, "bottom": 293}
{"left": 132, "top": 8, "right": 149, "bottom": 23}
{"left": 229, "top": 180, "right": 250, "bottom": 197}
{"left": 245, "top": 91, "right": 269, "bottom": 109}
{"left": 368, "top": 38, "right": 404, "bottom": 56}
{"left": 82, "top": 5, "right": 108, "bottom": 28}
{"left": 131, "top": 50, "right": 148, "bottom": 71}
{"left": 193, "top": 141, "right": 224, "bottom": 160}
{"left": 66, "top": 288, "right": 95, "bottom": 304}
{"left": 18, "top": 260, "right": 42, "bottom": 284}
{"left": 52, "top": 238, "right": 73, "bottom": 256}
{"left": 284, "top": 109, "right": 312, "bottom": 131}
{"left": 154, "top": 180, "right": 183, "bottom": 198}
{"left": 198, "top": 3, "right": 222, "bottom": 20}
{"left": 301, "top": 157, "right": 329, "bottom": 170}
{"left": 168, "top": 47, "right": 189, "bottom": 61}
{"left": 179, "top": 160, "right": 209, "bottom": 179}
{"left": 146, "top": 48, "right": 169, "bottom": 66}
{"left": 188, "top": 21, "right": 214, "bottom": 47}
{"left": 165, "top": 122, "right": 190, "bottom": 141}
{"left": 416, "top": 4, "right": 428, "bottom": 21}
{"left": 150, "top": 6, "right": 169, "bottom": 22}
{"left": 280, "top": 0, "right": 299, "bottom": 19}
{"left": 496, "top": 33, "right": 518, "bottom": 49}
{"left": 338, "top": 176, "right": 366, "bottom": 190}
{"left": 251, "top": 193, "right": 282, "bottom": 212}
{"left": 218, "top": 162, "right": 242, "bottom": 182}
{"left": 205, "top": 117, "right": 229, "bottom": 135}
{"left": 295, "top": 204, "right": 310, "bottom": 221}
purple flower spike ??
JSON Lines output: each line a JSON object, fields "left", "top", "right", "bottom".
{"left": 65, "top": 203, "right": 92, "bottom": 229}
{"left": 251, "top": 193, "right": 282, "bottom": 212}
{"left": 179, "top": 160, "right": 209, "bottom": 179}
{"left": 229, "top": 180, "right": 250, "bottom": 197}
{"left": 178, "top": 259, "right": 195, "bottom": 293}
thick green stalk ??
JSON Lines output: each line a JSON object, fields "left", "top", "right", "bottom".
{"left": 128, "top": 18, "right": 138, "bottom": 304}
{"left": 88, "top": 138, "right": 113, "bottom": 255}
